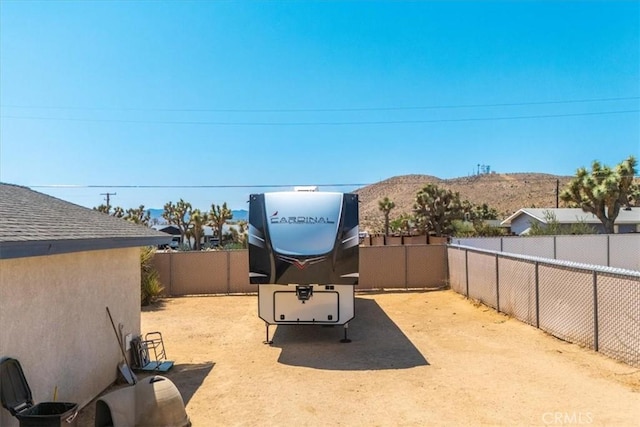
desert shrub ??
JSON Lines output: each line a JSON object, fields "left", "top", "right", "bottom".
{"left": 452, "top": 219, "right": 506, "bottom": 237}
{"left": 451, "top": 220, "right": 475, "bottom": 237}
{"left": 569, "top": 221, "right": 596, "bottom": 235}
{"left": 141, "top": 246, "right": 164, "bottom": 306}
{"left": 473, "top": 221, "right": 507, "bottom": 237}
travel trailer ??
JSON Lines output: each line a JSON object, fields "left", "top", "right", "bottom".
{"left": 248, "top": 189, "right": 359, "bottom": 343}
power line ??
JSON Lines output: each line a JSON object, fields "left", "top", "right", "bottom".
{"left": 30, "top": 183, "right": 370, "bottom": 189}
{"left": 2, "top": 96, "right": 638, "bottom": 113}
{"left": 100, "top": 192, "right": 116, "bottom": 209}
{"left": 2, "top": 109, "right": 639, "bottom": 126}
{"left": 26, "top": 174, "right": 639, "bottom": 190}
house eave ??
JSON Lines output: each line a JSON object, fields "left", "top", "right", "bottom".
{"left": 0, "top": 236, "right": 171, "bottom": 260}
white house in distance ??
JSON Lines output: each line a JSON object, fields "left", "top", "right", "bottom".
{"left": 502, "top": 208, "right": 640, "bottom": 235}
{"left": 0, "top": 183, "right": 170, "bottom": 427}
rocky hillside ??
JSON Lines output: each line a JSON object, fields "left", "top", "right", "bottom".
{"left": 355, "top": 173, "right": 574, "bottom": 233}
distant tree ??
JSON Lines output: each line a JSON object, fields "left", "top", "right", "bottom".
{"left": 94, "top": 204, "right": 110, "bottom": 214}
{"left": 560, "top": 155, "right": 639, "bottom": 233}
{"left": 473, "top": 203, "right": 499, "bottom": 221}
{"left": 472, "top": 221, "right": 506, "bottom": 237}
{"left": 236, "top": 220, "right": 248, "bottom": 248}
{"left": 163, "top": 199, "right": 193, "bottom": 249}
{"left": 451, "top": 219, "right": 476, "bottom": 237}
{"left": 208, "top": 202, "right": 233, "bottom": 248}
{"left": 527, "top": 210, "right": 595, "bottom": 236}
{"left": 188, "top": 209, "right": 206, "bottom": 250}
{"left": 527, "top": 211, "right": 562, "bottom": 236}
{"left": 124, "top": 205, "right": 151, "bottom": 226}
{"left": 568, "top": 221, "right": 596, "bottom": 235}
{"left": 413, "top": 184, "right": 464, "bottom": 236}
{"left": 378, "top": 197, "right": 396, "bottom": 236}
{"left": 389, "top": 218, "right": 402, "bottom": 235}
{"left": 93, "top": 204, "right": 127, "bottom": 220}
{"left": 236, "top": 219, "right": 248, "bottom": 234}
{"left": 452, "top": 202, "right": 504, "bottom": 237}
{"left": 390, "top": 213, "right": 413, "bottom": 236}
{"left": 112, "top": 206, "right": 125, "bottom": 218}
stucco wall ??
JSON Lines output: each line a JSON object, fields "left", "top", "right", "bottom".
{"left": 0, "top": 248, "right": 140, "bottom": 427}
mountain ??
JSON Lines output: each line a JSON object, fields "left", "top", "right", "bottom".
{"left": 231, "top": 209, "right": 248, "bottom": 222}
{"left": 147, "top": 208, "right": 165, "bottom": 221}
{"left": 145, "top": 173, "right": 573, "bottom": 230}
{"left": 146, "top": 208, "right": 248, "bottom": 224}
{"left": 354, "top": 173, "right": 574, "bottom": 232}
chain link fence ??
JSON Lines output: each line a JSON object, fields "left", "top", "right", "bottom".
{"left": 448, "top": 245, "right": 640, "bottom": 367}
{"left": 452, "top": 234, "right": 640, "bottom": 271}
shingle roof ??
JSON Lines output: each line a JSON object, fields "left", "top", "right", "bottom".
{"left": 501, "top": 208, "right": 640, "bottom": 225}
{"left": 0, "top": 183, "right": 171, "bottom": 259}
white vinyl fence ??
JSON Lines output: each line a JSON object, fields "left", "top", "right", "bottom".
{"left": 448, "top": 245, "right": 640, "bottom": 368}
{"left": 451, "top": 234, "right": 640, "bottom": 271}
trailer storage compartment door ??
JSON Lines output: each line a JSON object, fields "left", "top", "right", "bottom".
{"left": 274, "top": 291, "right": 339, "bottom": 323}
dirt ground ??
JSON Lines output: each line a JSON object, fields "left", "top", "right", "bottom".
{"left": 77, "top": 289, "right": 640, "bottom": 426}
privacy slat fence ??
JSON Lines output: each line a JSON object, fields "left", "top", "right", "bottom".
{"left": 152, "top": 245, "right": 448, "bottom": 296}
{"left": 448, "top": 245, "right": 640, "bottom": 368}
{"left": 451, "top": 234, "right": 640, "bottom": 271}
{"left": 152, "top": 238, "right": 640, "bottom": 368}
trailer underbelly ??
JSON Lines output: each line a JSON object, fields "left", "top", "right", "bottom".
{"left": 258, "top": 284, "right": 355, "bottom": 325}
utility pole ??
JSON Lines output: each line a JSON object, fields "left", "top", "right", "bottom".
{"left": 100, "top": 192, "right": 116, "bottom": 211}
{"left": 555, "top": 179, "right": 559, "bottom": 208}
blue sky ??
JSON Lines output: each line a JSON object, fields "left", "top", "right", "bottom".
{"left": 1, "top": 0, "right": 638, "bottom": 211}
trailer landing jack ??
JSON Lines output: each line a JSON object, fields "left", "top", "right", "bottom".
{"left": 263, "top": 322, "right": 273, "bottom": 345}
{"left": 340, "top": 323, "right": 352, "bottom": 343}
{"left": 263, "top": 322, "right": 352, "bottom": 344}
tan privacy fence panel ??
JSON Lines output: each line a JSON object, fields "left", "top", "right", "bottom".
{"left": 154, "top": 245, "right": 448, "bottom": 296}
{"left": 229, "top": 250, "right": 252, "bottom": 294}
{"left": 448, "top": 244, "right": 640, "bottom": 368}
{"left": 406, "top": 245, "right": 448, "bottom": 288}
{"left": 358, "top": 246, "right": 406, "bottom": 289}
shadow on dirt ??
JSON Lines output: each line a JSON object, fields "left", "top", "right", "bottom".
{"left": 162, "top": 362, "right": 215, "bottom": 405}
{"left": 271, "top": 297, "right": 429, "bottom": 370}
{"left": 141, "top": 299, "right": 169, "bottom": 312}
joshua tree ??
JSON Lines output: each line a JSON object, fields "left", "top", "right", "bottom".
{"left": 112, "top": 206, "right": 125, "bottom": 218}
{"left": 390, "top": 213, "right": 413, "bottom": 236}
{"left": 413, "top": 184, "right": 464, "bottom": 236}
{"left": 378, "top": 197, "right": 396, "bottom": 236}
{"left": 188, "top": 209, "right": 207, "bottom": 250}
{"left": 124, "top": 205, "right": 151, "bottom": 226}
{"left": 94, "top": 204, "right": 111, "bottom": 214}
{"left": 208, "top": 202, "right": 233, "bottom": 248}
{"left": 560, "top": 155, "right": 638, "bottom": 234}
{"left": 163, "top": 199, "right": 192, "bottom": 249}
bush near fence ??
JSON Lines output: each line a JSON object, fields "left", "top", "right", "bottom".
{"left": 448, "top": 245, "right": 640, "bottom": 368}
